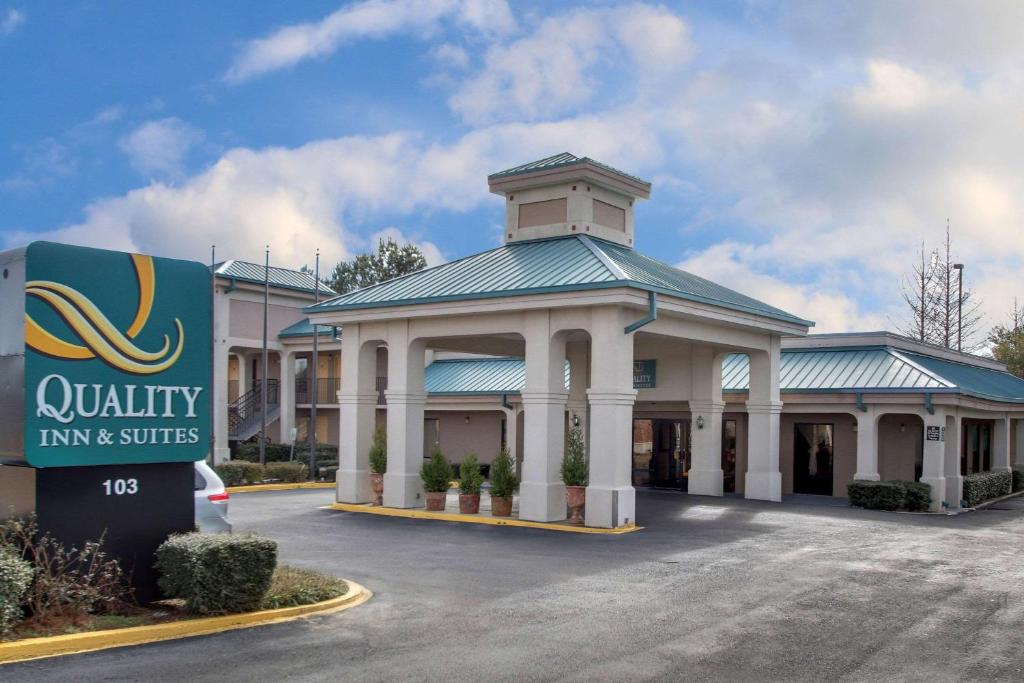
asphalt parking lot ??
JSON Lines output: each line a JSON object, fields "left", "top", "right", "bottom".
{"left": 6, "top": 489, "right": 1024, "bottom": 682}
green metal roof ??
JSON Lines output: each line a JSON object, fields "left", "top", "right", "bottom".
{"left": 425, "top": 358, "right": 569, "bottom": 395}
{"left": 308, "top": 235, "right": 811, "bottom": 327}
{"left": 423, "top": 347, "right": 1024, "bottom": 402}
{"left": 487, "top": 152, "right": 651, "bottom": 188}
{"left": 278, "top": 318, "right": 339, "bottom": 339}
{"left": 214, "top": 260, "right": 335, "bottom": 295}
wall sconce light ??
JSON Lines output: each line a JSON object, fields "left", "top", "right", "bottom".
{"left": 852, "top": 424, "right": 858, "bottom": 433}
{"left": 573, "top": 415, "right": 580, "bottom": 427}
{"left": 696, "top": 415, "right": 705, "bottom": 430}
{"left": 464, "top": 416, "right": 470, "bottom": 425}
{"left": 900, "top": 423, "right": 906, "bottom": 433}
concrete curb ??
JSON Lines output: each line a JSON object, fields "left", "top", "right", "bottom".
{"left": 324, "top": 503, "right": 641, "bottom": 534}
{"left": 0, "top": 580, "right": 371, "bottom": 665}
{"left": 226, "top": 482, "right": 335, "bottom": 493}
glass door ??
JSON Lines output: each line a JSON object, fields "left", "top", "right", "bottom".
{"left": 793, "top": 423, "right": 834, "bottom": 495}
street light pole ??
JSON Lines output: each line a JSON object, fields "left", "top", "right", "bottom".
{"left": 953, "top": 263, "right": 964, "bottom": 351}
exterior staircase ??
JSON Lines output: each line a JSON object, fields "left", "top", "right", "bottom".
{"left": 228, "top": 379, "right": 280, "bottom": 442}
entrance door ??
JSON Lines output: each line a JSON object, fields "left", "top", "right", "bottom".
{"left": 633, "top": 419, "right": 689, "bottom": 489}
{"left": 793, "top": 423, "right": 834, "bottom": 495}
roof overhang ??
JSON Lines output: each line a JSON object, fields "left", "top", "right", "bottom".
{"left": 488, "top": 160, "right": 651, "bottom": 199}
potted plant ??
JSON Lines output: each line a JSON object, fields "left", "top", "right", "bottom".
{"left": 458, "top": 453, "right": 485, "bottom": 514}
{"left": 421, "top": 446, "right": 451, "bottom": 511}
{"left": 489, "top": 447, "right": 518, "bottom": 517}
{"left": 368, "top": 426, "right": 387, "bottom": 505}
{"left": 561, "top": 424, "right": 588, "bottom": 524}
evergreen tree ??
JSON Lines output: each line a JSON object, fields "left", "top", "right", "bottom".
{"left": 327, "top": 238, "right": 428, "bottom": 294}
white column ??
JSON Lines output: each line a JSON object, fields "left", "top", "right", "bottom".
{"left": 919, "top": 409, "right": 946, "bottom": 511}
{"left": 853, "top": 408, "right": 879, "bottom": 481}
{"left": 279, "top": 351, "right": 296, "bottom": 445}
{"left": 519, "top": 311, "right": 568, "bottom": 522}
{"left": 944, "top": 412, "right": 963, "bottom": 509}
{"left": 383, "top": 322, "right": 426, "bottom": 509}
{"left": 688, "top": 346, "right": 725, "bottom": 497}
{"left": 585, "top": 307, "right": 636, "bottom": 528}
{"left": 992, "top": 415, "right": 1011, "bottom": 473}
{"left": 745, "top": 337, "right": 783, "bottom": 502}
{"left": 337, "top": 324, "right": 378, "bottom": 504}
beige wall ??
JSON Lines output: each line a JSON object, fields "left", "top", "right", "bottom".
{"left": 780, "top": 413, "right": 857, "bottom": 497}
{"left": 633, "top": 337, "right": 694, "bottom": 403}
{"left": 878, "top": 414, "right": 923, "bottom": 482}
{"left": 230, "top": 300, "right": 305, "bottom": 340}
{"left": 427, "top": 410, "right": 505, "bottom": 464}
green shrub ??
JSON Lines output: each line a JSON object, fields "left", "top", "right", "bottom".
{"left": 215, "top": 461, "right": 264, "bottom": 486}
{"left": 264, "top": 462, "right": 308, "bottom": 483}
{"left": 156, "top": 533, "right": 277, "bottom": 614}
{"left": 368, "top": 427, "right": 387, "bottom": 475}
{"left": 0, "top": 547, "right": 32, "bottom": 636}
{"left": 421, "top": 447, "right": 451, "bottom": 493}
{"left": 892, "top": 480, "right": 932, "bottom": 512}
{"left": 963, "top": 470, "right": 1012, "bottom": 507}
{"left": 1013, "top": 469, "right": 1024, "bottom": 493}
{"left": 847, "top": 481, "right": 905, "bottom": 510}
{"left": 489, "top": 447, "right": 519, "bottom": 499}
{"left": 261, "top": 566, "right": 348, "bottom": 610}
{"left": 459, "top": 453, "right": 484, "bottom": 495}
{"left": 319, "top": 466, "right": 339, "bottom": 482}
{"left": 235, "top": 442, "right": 292, "bottom": 462}
{"left": 561, "top": 424, "right": 588, "bottom": 487}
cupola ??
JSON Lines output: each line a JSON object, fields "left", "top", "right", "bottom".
{"left": 487, "top": 153, "right": 652, "bottom": 247}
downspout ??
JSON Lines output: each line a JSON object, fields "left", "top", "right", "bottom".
{"left": 501, "top": 393, "right": 512, "bottom": 410}
{"left": 924, "top": 392, "right": 935, "bottom": 415}
{"left": 225, "top": 278, "right": 238, "bottom": 294}
{"left": 855, "top": 392, "right": 867, "bottom": 412}
{"left": 624, "top": 290, "right": 658, "bottom": 334}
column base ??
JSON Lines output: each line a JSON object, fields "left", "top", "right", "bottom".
{"left": 337, "top": 468, "right": 373, "bottom": 504}
{"left": 382, "top": 472, "right": 424, "bottom": 509}
{"left": 945, "top": 474, "right": 963, "bottom": 509}
{"left": 920, "top": 476, "right": 946, "bottom": 512}
{"left": 585, "top": 485, "right": 635, "bottom": 528}
{"left": 519, "top": 481, "right": 566, "bottom": 522}
{"left": 744, "top": 471, "right": 782, "bottom": 502}
{"left": 853, "top": 472, "right": 881, "bottom": 481}
{"left": 212, "top": 447, "right": 231, "bottom": 465}
{"left": 687, "top": 468, "right": 724, "bottom": 497}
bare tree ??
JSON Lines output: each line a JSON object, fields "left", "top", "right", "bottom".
{"left": 935, "top": 221, "right": 985, "bottom": 351}
{"left": 898, "top": 243, "right": 940, "bottom": 343}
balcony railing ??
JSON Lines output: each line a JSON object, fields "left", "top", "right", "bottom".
{"left": 295, "top": 377, "right": 340, "bottom": 404}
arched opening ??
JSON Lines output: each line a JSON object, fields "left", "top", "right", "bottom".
{"left": 878, "top": 413, "right": 925, "bottom": 482}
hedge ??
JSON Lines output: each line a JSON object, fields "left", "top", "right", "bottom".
{"left": 214, "top": 461, "right": 265, "bottom": 487}
{"left": 156, "top": 533, "right": 277, "bottom": 614}
{"left": 0, "top": 547, "right": 33, "bottom": 636}
{"left": 962, "top": 470, "right": 1012, "bottom": 507}
{"left": 847, "top": 480, "right": 932, "bottom": 512}
{"left": 263, "top": 462, "right": 308, "bottom": 483}
{"left": 235, "top": 442, "right": 338, "bottom": 465}
{"left": 1013, "top": 469, "right": 1024, "bottom": 493}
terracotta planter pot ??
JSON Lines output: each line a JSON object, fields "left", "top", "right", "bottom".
{"left": 425, "top": 491, "right": 447, "bottom": 511}
{"left": 369, "top": 473, "right": 384, "bottom": 506}
{"left": 565, "top": 485, "right": 586, "bottom": 524}
{"left": 459, "top": 493, "right": 481, "bottom": 514}
{"left": 491, "top": 495, "right": 513, "bottom": 517}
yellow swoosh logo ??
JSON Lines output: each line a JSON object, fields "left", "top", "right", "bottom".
{"left": 24, "top": 253, "right": 185, "bottom": 375}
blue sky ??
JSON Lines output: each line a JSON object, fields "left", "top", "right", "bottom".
{"left": 2, "top": 1, "right": 1023, "bottom": 336}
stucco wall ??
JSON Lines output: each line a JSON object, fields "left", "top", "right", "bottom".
{"left": 230, "top": 300, "right": 305, "bottom": 340}
{"left": 632, "top": 337, "right": 694, "bottom": 403}
{"left": 426, "top": 410, "right": 505, "bottom": 464}
{"left": 780, "top": 413, "right": 857, "bottom": 497}
{"left": 878, "top": 414, "right": 923, "bottom": 482}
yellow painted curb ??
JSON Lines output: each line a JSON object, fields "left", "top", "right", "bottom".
{"left": 227, "top": 482, "right": 336, "bottom": 493}
{"left": 324, "top": 503, "right": 641, "bottom": 534}
{"left": 0, "top": 580, "right": 371, "bottom": 665}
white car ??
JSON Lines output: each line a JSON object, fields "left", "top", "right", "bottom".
{"left": 194, "top": 461, "right": 232, "bottom": 533}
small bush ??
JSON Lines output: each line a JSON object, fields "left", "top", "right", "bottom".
{"left": 459, "top": 453, "right": 484, "bottom": 495}
{"left": 368, "top": 427, "right": 387, "bottom": 475}
{"left": 1013, "top": 469, "right": 1024, "bottom": 493}
{"left": 156, "top": 533, "right": 277, "bottom": 614}
{"left": 235, "top": 442, "right": 292, "bottom": 462}
{"left": 847, "top": 481, "right": 905, "bottom": 511}
{"left": 264, "top": 462, "right": 308, "bottom": 483}
{"left": 0, "top": 547, "right": 32, "bottom": 636}
{"left": 319, "top": 466, "right": 339, "bottom": 482}
{"left": 561, "top": 424, "right": 588, "bottom": 487}
{"left": 963, "top": 470, "right": 1012, "bottom": 507}
{"left": 489, "top": 447, "right": 519, "bottom": 499}
{"left": 261, "top": 566, "right": 348, "bottom": 610}
{"left": 215, "top": 462, "right": 264, "bottom": 486}
{"left": 421, "top": 447, "right": 451, "bottom": 493}
{"left": 892, "top": 480, "right": 932, "bottom": 512}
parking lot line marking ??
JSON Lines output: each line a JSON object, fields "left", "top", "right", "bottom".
{"left": 322, "top": 503, "right": 642, "bottom": 534}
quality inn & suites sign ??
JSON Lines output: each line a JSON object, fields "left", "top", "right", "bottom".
{"left": 22, "top": 242, "right": 211, "bottom": 467}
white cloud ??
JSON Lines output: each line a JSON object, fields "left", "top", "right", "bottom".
{"left": 118, "top": 118, "right": 203, "bottom": 180}
{"left": 1, "top": 8, "right": 24, "bottom": 36}
{"left": 449, "top": 4, "right": 693, "bottom": 124}
{"left": 225, "top": 0, "right": 514, "bottom": 83}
